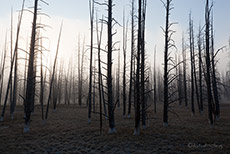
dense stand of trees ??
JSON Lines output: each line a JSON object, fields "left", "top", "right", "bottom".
{"left": 0, "top": 0, "right": 229, "bottom": 134}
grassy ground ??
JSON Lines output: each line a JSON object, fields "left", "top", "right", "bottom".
{"left": 0, "top": 103, "right": 229, "bottom": 153}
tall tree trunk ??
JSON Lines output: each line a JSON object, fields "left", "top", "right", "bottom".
{"left": 24, "top": 0, "right": 38, "bottom": 132}
{"left": 107, "top": 0, "right": 115, "bottom": 133}
{"left": 96, "top": 15, "right": 104, "bottom": 133}
{"left": 141, "top": 0, "right": 147, "bottom": 129}
{"left": 134, "top": 0, "right": 142, "bottom": 135}
{"left": 88, "top": 0, "right": 94, "bottom": 123}
{"left": 210, "top": 14, "right": 220, "bottom": 119}
{"left": 197, "top": 25, "right": 203, "bottom": 113}
{"left": 0, "top": 34, "right": 7, "bottom": 109}
{"left": 122, "top": 9, "right": 128, "bottom": 117}
{"left": 189, "top": 14, "right": 195, "bottom": 115}
{"left": 45, "top": 23, "right": 63, "bottom": 120}
{"left": 163, "top": 0, "right": 171, "bottom": 127}
{"left": 205, "top": 0, "right": 214, "bottom": 127}
{"left": 0, "top": 0, "right": 25, "bottom": 122}
{"left": 153, "top": 47, "right": 157, "bottom": 113}
{"left": 128, "top": 0, "right": 135, "bottom": 118}
{"left": 182, "top": 33, "right": 188, "bottom": 108}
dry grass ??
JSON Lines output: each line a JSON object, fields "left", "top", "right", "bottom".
{"left": 0, "top": 103, "right": 229, "bottom": 153}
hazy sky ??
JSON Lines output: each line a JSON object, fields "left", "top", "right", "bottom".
{"left": 0, "top": 0, "right": 230, "bottom": 72}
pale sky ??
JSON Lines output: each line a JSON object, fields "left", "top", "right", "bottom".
{"left": 0, "top": 0, "right": 230, "bottom": 74}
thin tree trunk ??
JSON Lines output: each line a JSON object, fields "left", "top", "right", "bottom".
{"left": 1, "top": 0, "right": 25, "bottom": 122}
{"left": 163, "top": 0, "right": 171, "bottom": 127}
{"left": 128, "top": 0, "right": 135, "bottom": 118}
{"left": 211, "top": 14, "right": 220, "bottom": 119}
{"left": 205, "top": 0, "right": 214, "bottom": 127}
{"left": 134, "top": 0, "right": 142, "bottom": 135}
{"left": 122, "top": 9, "right": 128, "bottom": 117}
{"left": 153, "top": 47, "right": 157, "bottom": 113}
{"left": 197, "top": 26, "right": 203, "bottom": 113}
{"left": 88, "top": 0, "right": 94, "bottom": 123}
{"left": 45, "top": 23, "right": 63, "bottom": 120}
{"left": 107, "top": 0, "right": 115, "bottom": 133}
{"left": 189, "top": 14, "right": 195, "bottom": 115}
{"left": 24, "top": 0, "right": 38, "bottom": 132}
{"left": 182, "top": 33, "right": 188, "bottom": 108}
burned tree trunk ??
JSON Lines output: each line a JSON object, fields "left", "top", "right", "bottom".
{"left": 182, "top": 33, "right": 188, "bottom": 108}
{"left": 24, "top": 0, "right": 38, "bottom": 132}
{"left": 210, "top": 14, "right": 220, "bottom": 119}
{"left": 153, "top": 47, "right": 157, "bottom": 113}
{"left": 0, "top": 0, "right": 25, "bottom": 122}
{"left": 122, "top": 9, "right": 128, "bottom": 117}
{"left": 88, "top": 0, "right": 94, "bottom": 123}
{"left": 141, "top": 0, "right": 147, "bottom": 129}
{"left": 205, "top": 0, "right": 214, "bottom": 127}
{"left": 163, "top": 0, "right": 171, "bottom": 126}
{"left": 107, "top": 0, "right": 116, "bottom": 133}
{"left": 189, "top": 14, "right": 195, "bottom": 115}
{"left": 128, "top": 0, "right": 135, "bottom": 118}
{"left": 45, "top": 23, "right": 63, "bottom": 120}
{"left": 134, "top": 0, "right": 142, "bottom": 135}
{"left": 197, "top": 25, "right": 203, "bottom": 113}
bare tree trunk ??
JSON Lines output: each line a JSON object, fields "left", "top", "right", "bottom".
{"left": 163, "top": 0, "right": 171, "bottom": 127}
{"left": 141, "top": 0, "right": 147, "bottom": 129}
{"left": 40, "top": 50, "right": 44, "bottom": 121}
{"left": 24, "top": 0, "right": 38, "bottom": 132}
{"left": 96, "top": 15, "right": 104, "bottom": 134}
{"left": 45, "top": 23, "right": 63, "bottom": 120}
{"left": 210, "top": 14, "right": 220, "bottom": 119}
{"left": 1, "top": 0, "right": 25, "bottom": 122}
{"left": 116, "top": 48, "right": 120, "bottom": 109}
{"left": 197, "top": 25, "right": 203, "bottom": 113}
{"left": 134, "top": 0, "right": 142, "bottom": 135}
{"left": 107, "top": 0, "right": 115, "bottom": 133}
{"left": 153, "top": 47, "right": 157, "bottom": 113}
{"left": 88, "top": 0, "right": 94, "bottom": 123}
{"left": 189, "top": 14, "right": 195, "bottom": 115}
{"left": 0, "top": 34, "right": 7, "bottom": 108}
{"left": 128, "top": 0, "right": 135, "bottom": 118}
{"left": 205, "top": 0, "right": 214, "bottom": 127}
{"left": 122, "top": 9, "right": 128, "bottom": 118}
{"left": 182, "top": 33, "right": 188, "bottom": 108}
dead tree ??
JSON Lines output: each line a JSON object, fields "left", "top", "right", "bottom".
{"left": 128, "top": 0, "right": 136, "bottom": 118}
{"left": 141, "top": 0, "right": 147, "bottom": 129}
{"left": 107, "top": 0, "right": 116, "bottom": 133}
{"left": 78, "top": 35, "right": 86, "bottom": 107}
{"left": 210, "top": 13, "right": 220, "bottom": 119}
{"left": 24, "top": 0, "right": 39, "bottom": 132}
{"left": 197, "top": 25, "right": 203, "bottom": 112}
{"left": 181, "top": 33, "right": 188, "bottom": 108}
{"left": 188, "top": 14, "right": 195, "bottom": 115}
{"left": 134, "top": 0, "right": 142, "bottom": 135}
{"left": 40, "top": 48, "right": 44, "bottom": 120}
{"left": 0, "top": 34, "right": 7, "bottom": 108}
{"left": 116, "top": 48, "right": 120, "bottom": 109}
{"left": 0, "top": 0, "right": 25, "bottom": 122}
{"left": 162, "top": 0, "right": 176, "bottom": 126}
{"left": 177, "top": 53, "right": 183, "bottom": 107}
{"left": 11, "top": 8, "right": 18, "bottom": 119}
{"left": 45, "top": 23, "right": 63, "bottom": 120}
{"left": 88, "top": 0, "right": 94, "bottom": 123}
{"left": 153, "top": 47, "right": 157, "bottom": 113}
{"left": 95, "top": 14, "right": 104, "bottom": 134}
{"left": 205, "top": 0, "right": 214, "bottom": 127}
{"left": 122, "top": 9, "right": 128, "bottom": 117}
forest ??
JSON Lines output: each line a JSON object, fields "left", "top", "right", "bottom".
{"left": 0, "top": 0, "right": 230, "bottom": 153}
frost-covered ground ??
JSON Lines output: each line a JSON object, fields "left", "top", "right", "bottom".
{"left": 0, "top": 103, "right": 229, "bottom": 153}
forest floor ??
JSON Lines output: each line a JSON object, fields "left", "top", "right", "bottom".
{"left": 0, "top": 103, "right": 229, "bottom": 154}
